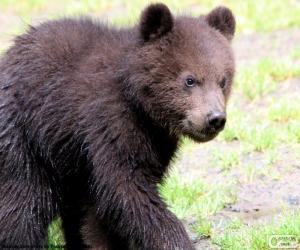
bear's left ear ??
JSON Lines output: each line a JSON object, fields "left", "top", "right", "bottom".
{"left": 139, "top": 3, "right": 174, "bottom": 42}
{"left": 206, "top": 6, "right": 235, "bottom": 41}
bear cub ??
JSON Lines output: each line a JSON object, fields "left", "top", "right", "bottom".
{"left": 0, "top": 3, "right": 235, "bottom": 250}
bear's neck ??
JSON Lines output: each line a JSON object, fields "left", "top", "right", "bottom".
{"left": 120, "top": 80, "right": 179, "bottom": 175}
{"left": 134, "top": 100, "right": 178, "bottom": 167}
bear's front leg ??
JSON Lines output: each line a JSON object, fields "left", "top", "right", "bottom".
{"left": 82, "top": 206, "right": 129, "bottom": 250}
{"left": 85, "top": 164, "right": 194, "bottom": 250}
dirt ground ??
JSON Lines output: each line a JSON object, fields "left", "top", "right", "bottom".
{"left": 234, "top": 29, "right": 300, "bottom": 64}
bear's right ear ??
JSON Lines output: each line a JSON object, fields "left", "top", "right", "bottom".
{"left": 206, "top": 6, "right": 236, "bottom": 41}
{"left": 139, "top": 3, "right": 174, "bottom": 42}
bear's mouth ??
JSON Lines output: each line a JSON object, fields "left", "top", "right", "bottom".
{"left": 182, "top": 124, "right": 223, "bottom": 143}
{"left": 185, "top": 130, "right": 220, "bottom": 143}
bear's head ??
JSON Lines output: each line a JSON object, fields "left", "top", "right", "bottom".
{"left": 122, "top": 3, "right": 235, "bottom": 142}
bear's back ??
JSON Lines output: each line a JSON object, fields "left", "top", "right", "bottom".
{"left": 0, "top": 18, "right": 135, "bottom": 161}
{"left": 1, "top": 18, "right": 133, "bottom": 83}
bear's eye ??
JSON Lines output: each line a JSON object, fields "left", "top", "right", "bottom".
{"left": 185, "top": 77, "right": 195, "bottom": 87}
{"left": 219, "top": 77, "right": 227, "bottom": 89}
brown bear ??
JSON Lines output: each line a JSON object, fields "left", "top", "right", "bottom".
{"left": 0, "top": 3, "right": 235, "bottom": 250}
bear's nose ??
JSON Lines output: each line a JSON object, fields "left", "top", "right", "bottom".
{"left": 207, "top": 111, "right": 226, "bottom": 131}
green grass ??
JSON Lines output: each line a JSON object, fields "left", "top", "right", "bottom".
{"left": 47, "top": 219, "right": 65, "bottom": 249}
{"left": 268, "top": 99, "right": 300, "bottom": 123}
{"left": 214, "top": 212, "right": 300, "bottom": 250}
{"left": 159, "top": 172, "right": 236, "bottom": 236}
{"left": 235, "top": 58, "right": 300, "bottom": 100}
{"left": 219, "top": 56, "right": 300, "bottom": 152}
{"left": 213, "top": 150, "right": 240, "bottom": 172}
{"left": 291, "top": 47, "right": 300, "bottom": 61}
{"left": 220, "top": 112, "right": 279, "bottom": 152}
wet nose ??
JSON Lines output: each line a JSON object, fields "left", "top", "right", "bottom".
{"left": 207, "top": 111, "right": 226, "bottom": 131}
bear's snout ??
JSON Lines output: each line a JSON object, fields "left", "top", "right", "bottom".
{"left": 183, "top": 110, "right": 227, "bottom": 142}
{"left": 206, "top": 111, "right": 226, "bottom": 132}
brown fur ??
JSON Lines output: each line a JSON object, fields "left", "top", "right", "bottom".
{"left": 0, "top": 3, "right": 235, "bottom": 249}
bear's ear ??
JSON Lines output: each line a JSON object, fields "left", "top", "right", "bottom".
{"left": 205, "top": 6, "right": 235, "bottom": 41}
{"left": 139, "top": 3, "right": 174, "bottom": 42}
